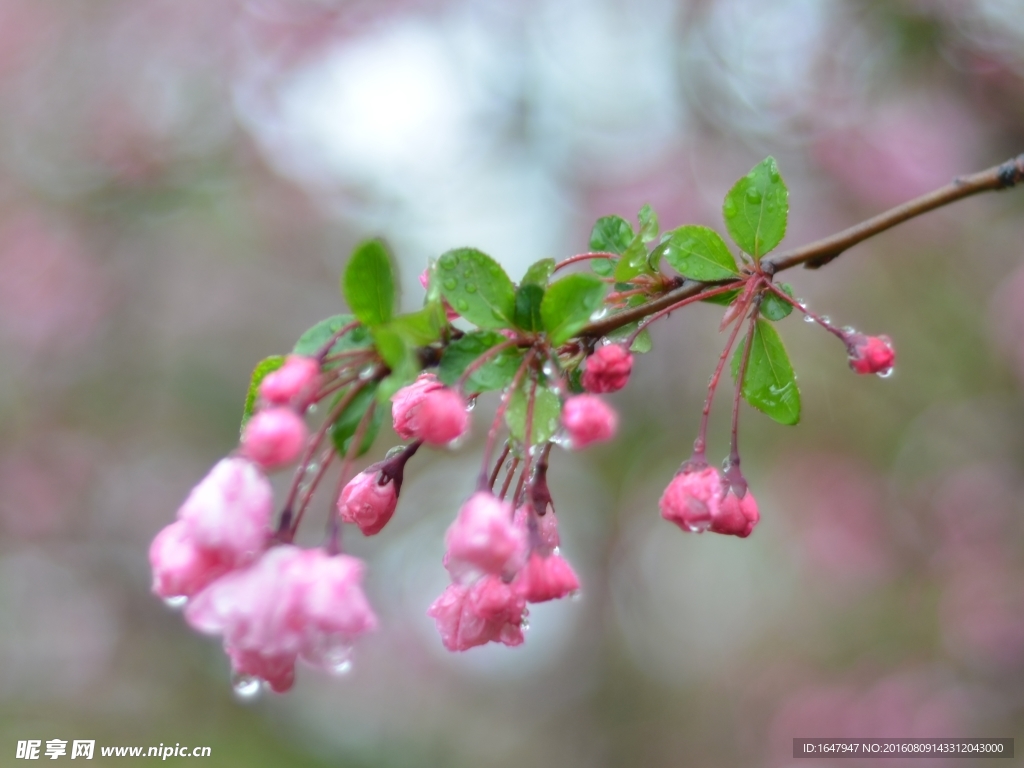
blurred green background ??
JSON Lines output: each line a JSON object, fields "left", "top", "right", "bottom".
{"left": 1, "top": 1, "right": 1023, "bottom": 766}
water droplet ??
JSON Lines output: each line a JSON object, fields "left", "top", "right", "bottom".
{"left": 821, "top": 315, "right": 831, "bottom": 325}
{"left": 768, "top": 163, "right": 781, "bottom": 183}
{"left": 521, "top": 617, "right": 530, "bottom": 631}
{"left": 541, "top": 360, "right": 556, "bottom": 378}
{"left": 439, "top": 254, "right": 457, "bottom": 270}
{"left": 232, "top": 674, "right": 262, "bottom": 700}
{"left": 877, "top": 368, "right": 894, "bottom": 379}
{"left": 306, "top": 403, "right": 318, "bottom": 415}
{"left": 464, "top": 282, "right": 477, "bottom": 294}
{"left": 745, "top": 187, "right": 763, "bottom": 204}
{"left": 385, "top": 445, "right": 405, "bottom": 459}
{"left": 446, "top": 434, "right": 467, "bottom": 450}
{"left": 685, "top": 520, "right": 711, "bottom": 533}
{"left": 842, "top": 326, "right": 856, "bottom": 334}
{"left": 456, "top": 299, "right": 470, "bottom": 312}
{"left": 359, "top": 365, "right": 376, "bottom": 380}
{"left": 589, "top": 307, "right": 608, "bottom": 321}
{"left": 163, "top": 595, "right": 187, "bottom": 610}
{"left": 550, "top": 429, "right": 573, "bottom": 450}
{"left": 465, "top": 398, "right": 476, "bottom": 412}
{"left": 803, "top": 315, "right": 815, "bottom": 323}
{"left": 443, "top": 278, "right": 457, "bottom": 291}
{"left": 569, "top": 590, "right": 582, "bottom": 602}
{"left": 723, "top": 199, "right": 738, "bottom": 219}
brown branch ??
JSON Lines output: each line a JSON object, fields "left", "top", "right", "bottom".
{"left": 578, "top": 153, "right": 1024, "bottom": 340}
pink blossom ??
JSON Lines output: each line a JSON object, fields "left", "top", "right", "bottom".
{"left": 186, "top": 546, "right": 376, "bottom": 689}
{"left": 515, "top": 552, "right": 580, "bottom": 603}
{"left": 259, "top": 355, "right": 320, "bottom": 408}
{"left": 391, "top": 373, "right": 444, "bottom": 440}
{"left": 427, "top": 575, "right": 527, "bottom": 651}
{"left": 445, "top": 492, "right": 525, "bottom": 580}
{"left": 413, "top": 388, "right": 469, "bottom": 445}
{"left": 149, "top": 520, "right": 232, "bottom": 600}
{"left": 582, "top": 344, "right": 633, "bottom": 393}
{"left": 712, "top": 488, "right": 760, "bottom": 538}
{"left": 337, "top": 469, "right": 398, "bottom": 536}
{"left": 240, "top": 407, "right": 308, "bottom": 469}
{"left": 562, "top": 395, "right": 617, "bottom": 449}
{"left": 846, "top": 334, "right": 895, "bottom": 375}
{"left": 513, "top": 506, "right": 561, "bottom": 555}
{"left": 176, "top": 457, "right": 272, "bottom": 563}
{"left": 659, "top": 465, "right": 722, "bottom": 533}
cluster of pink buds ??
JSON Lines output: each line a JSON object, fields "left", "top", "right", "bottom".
{"left": 150, "top": 167, "right": 913, "bottom": 692}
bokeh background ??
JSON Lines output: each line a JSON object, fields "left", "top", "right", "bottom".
{"left": 2, "top": 0, "right": 1024, "bottom": 765}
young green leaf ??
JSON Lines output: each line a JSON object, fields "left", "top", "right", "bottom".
{"left": 540, "top": 274, "right": 607, "bottom": 345}
{"left": 638, "top": 203, "right": 659, "bottom": 243}
{"left": 330, "top": 383, "right": 388, "bottom": 457}
{"left": 342, "top": 240, "right": 396, "bottom": 327}
{"left": 589, "top": 215, "right": 634, "bottom": 254}
{"left": 731, "top": 319, "right": 800, "bottom": 425}
{"left": 388, "top": 303, "right": 444, "bottom": 346}
{"left": 606, "top": 323, "right": 653, "bottom": 353}
{"left": 761, "top": 283, "right": 794, "bottom": 322}
{"left": 293, "top": 314, "right": 371, "bottom": 358}
{"left": 722, "top": 157, "right": 789, "bottom": 258}
{"left": 438, "top": 331, "right": 526, "bottom": 394}
{"left": 505, "top": 383, "right": 562, "bottom": 446}
{"left": 591, "top": 257, "right": 615, "bottom": 277}
{"left": 436, "top": 248, "right": 516, "bottom": 330}
{"left": 241, "top": 355, "right": 285, "bottom": 430}
{"left": 521, "top": 258, "right": 556, "bottom": 287}
{"left": 613, "top": 235, "right": 652, "bottom": 282}
{"left": 514, "top": 284, "right": 545, "bottom": 332}
{"left": 661, "top": 225, "right": 740, "bottom": 281}
{"left": 371, "top": 326, "right": 420, "bottom": 402}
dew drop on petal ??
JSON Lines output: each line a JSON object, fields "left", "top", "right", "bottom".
{"left": 877, "top": 368, "right": 894, "bottom": 379}
{"left": 232, "top": 674, "right": 262, "bottom": 700}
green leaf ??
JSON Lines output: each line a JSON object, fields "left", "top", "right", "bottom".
{"left": 436, "top": 248, "right": 516, "bottom": 330}
{"left": 293, "top": 314, "right": 371, "bottom": 359}
{"left": 723, "top": 157, "right": 788, "bottom": 258}
{"left": 638, "top": 203, "right": 658, "bottom": 243}
{"left": 540, "top": 274, "right": 607, "bottom": 345}
{"left": 389, "top": 304, "right": 444, "bottom": 346}
{"left": 330, "top": 383, "right": 387, "bottom": 457}
{"left": 505, "top": 383, "right": 562, "bottom": 446}
{"left": 662, "top": 225, "right": 740, "bottom": 281}
{"left": 701, "top": 288, "right": 741, "bottom": 307}
{"left": 521, "top": 258, "right": 555, "bottom": 287}
{"left": 438, "top": 331, "right": 525, "bottom": 394}
{"left": 342, "top": 240, "right": 396, "bottom": 327}
{"left": 589, "top": 215, "right": 634, "bottom": 254}
{"left": 514, "top": 284, "right": 545, "bottom": 332}
{"left": 613, "top": 235, "right": 652, "bottom": 282}
{"left": 606, "top": 323, "right": 653, "bottom": 353}
{"left": 731, "top": 319, "right": 800, "bottom": 425}
{"left": 761, "top": 283, "right": 794, "bottom": 321}
{"left": 592, "top": 257, "right": 615, "bottom": 277}
{"left": 241, "top": 355, "right": 285, "bottom": 430}
{"left": 371, "top": 326, "right": 420, "bottom": 402}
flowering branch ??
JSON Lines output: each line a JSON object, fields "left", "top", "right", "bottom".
{"left": 149, "top": 153, "right": 1021, "bottom": 696}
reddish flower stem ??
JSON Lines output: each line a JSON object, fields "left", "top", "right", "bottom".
{"left": 487, "top": 441, "right": 511, "bottom": 491}
{"left": 625, "top": 281, "right": 744, "bottom": 348}
{"left": 315, "top": 321, "right": 361, "bottom": 361}
{"left": 456, "top": 339, "right": 520, "bottom": 394}
{"left": 286, "top": 447, "right": 336, "bottom": 542}
{"left": 478, "top": 348, "right": 536, "bottom": 489}
{"left": 499, "top": 457, "right": 520, "bottom": 501}
{"left": 552, "top": 252, "right": 620, "bottom": 273}
{"left": 761, "top": 279, "right": 847, "bottom": 342}
{"left": 691, "top": 286, "right": 757, "bottom": 463}
{"left": 725, "top": 306, "right": 759, "bottom": 496}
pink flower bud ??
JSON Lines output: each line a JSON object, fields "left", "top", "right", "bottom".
{"left": 391, "top": 373, "right": 444, "bottom": 440}
{"left": 427, "top": 575, "right": 526, "bottom": 651}
{"left": 514, "top": 552, "right": 580, "bottom": 603}
{"left": 149, "top": 520, "right": 232, "bottom": 600}
{"left": 562, "top": 394, "right": 617, "bottom": 449}
{"left": 445, "top": 492, "right": 525, "bottom": 579}
{"left": 176, "top": 457, "right": 272, "bottom": 563}
{"left": 337, "top": 470, "right": 398, "bottom": 536}
{"left": 226, "top": 645, "right": 296, "bottom": 693}
{"left": 414, "top": 388, "right": 469, "bottom": 445}
{"left": 582, "top": 344, "right": 633, "bottom": 393}
{"left": 240, "top": 407, "right": 308, "bottom": 470}
{"left": 513, "top": 506, "right": 561, "bottom": 555}
{"left": 711, "top": 487, "right": 760, "bottom": 538}
{"left": 186, "top": 545, "right": 376, "bottom": 687}
{"left": 259, "top": 355, "right": 320, "bottom": 407}
{"left": 847, "top": 333, "right": 895, "bottom": 376}
{"left": 659, "top": 465, "right": 723, "bottom": 533}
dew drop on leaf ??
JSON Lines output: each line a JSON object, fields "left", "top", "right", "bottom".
{"left": 456, "top": 299, "right": 470, "bottom": 312}
{"left": 443, "top": 278, "right": 457, "bottom": 290}
{"left": 439, "top": 254, "right": 457, "bottom": 270}
{"left": 465, "top": 282, "right": 477, "bottom": 293}
{"left": 723, "top": 199, "right": 738, "bottom": 219}
{"left": 745, "top": 188, "right": 762, "bottom": 204}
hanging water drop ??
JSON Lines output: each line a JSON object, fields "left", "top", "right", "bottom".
{"left": 877, "top": 368, "right": 894, "bottom": 379}
{"left": 163, "top": 595, "right": 187, "bottom": 610}
{"left": 803, "top": 315, "right": 815, "bottom": 323}
{"left": 232, "top": 674, "right": 262, "bottom": 700}
{"left": 464, "top": 398, "right": 476, "bottom": 412}
{"left": 589, "top": 307, "right": 608, "bottom": 322}
{"left": 359, "top": 365, "right": 376, "bottom": 380}
{"left": 541, "top": 360, "right": 556, "bottom": 378}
